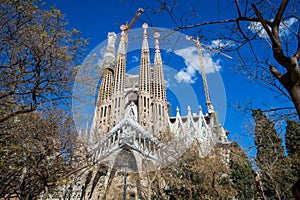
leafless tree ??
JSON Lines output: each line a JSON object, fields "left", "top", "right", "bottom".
{"left": 0, "top": 110, "right": 78, "bottom": 200}
{"left": 128, "top": 0, "right": 300, "bottom": 119}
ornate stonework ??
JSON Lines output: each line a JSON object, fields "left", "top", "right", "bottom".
{"left": 47, "top": 24, "right": 229, "bottom": 200}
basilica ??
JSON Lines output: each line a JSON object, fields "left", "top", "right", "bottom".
{"left": 50, "top": 23, "right": 229, "bottom": 199}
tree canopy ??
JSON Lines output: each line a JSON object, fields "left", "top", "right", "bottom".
{"left": 0, "top": 0, "right": 86, "bottom": 199}
{"left": 0, "top": 0, "right": 86, "bottom": 123}
{"left": 252, "top": 109, "right": 295, "bottom": 199}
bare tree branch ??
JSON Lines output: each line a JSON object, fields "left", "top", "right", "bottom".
{"left": 269, "top": 65, "right": 282, "bottom": 80}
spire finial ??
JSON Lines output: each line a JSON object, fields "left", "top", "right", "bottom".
{"left": 102, "top": 32, "right": 116, "bottom": 69}
{"left": 199, "top": 106, "right": 202, "bottom": 113}
{"left": 142, "top": 23, "right": 148, "bottom": 38}
{"left": 120, "top": 25, "right": 127, "bottom": 42}
{"left": 154, "top": 32, "right": 160, "bottom": 51}
{"left": 120, "top": 24, "right": 126, "bottom": 32}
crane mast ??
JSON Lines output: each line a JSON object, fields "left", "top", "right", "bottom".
{"left": 123, "top": 8, "right": 144, "bottom": 32}
{"left": 119, "top": 8, "right": 143, "bottom": 45}
{"left": 186, "top": 36, "right": 214, "bottom": 113}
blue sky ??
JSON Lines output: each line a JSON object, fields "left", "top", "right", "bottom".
{"left": 45, "top": 0, "right": 294, "bottom": 156}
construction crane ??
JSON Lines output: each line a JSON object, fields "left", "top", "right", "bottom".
{"left": 186, "top": 36, "right": 232, "bottom": 113}
{"left": 186, "top": 36, "right": 214, "bottom": 113}
{"left": 186, "top": 36, "right": 231, "bottom": 141}
{"left": 120, "top": 8, "right": 144, "bottom": 33}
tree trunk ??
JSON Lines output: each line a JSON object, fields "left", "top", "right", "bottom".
{"left": 289, "top": 83, "right": 300, "bottom": 120}
{"left": 147, "top": 183, "right": 152, "bottom": 200}
{"left": 270, "top": 61, "right": 300, "bottom": 120}
{"left": 42, "top": 185, "right": 49, "bottom": 200}
{"left": 188, "top": 188, "right": 193, "bottom": 200}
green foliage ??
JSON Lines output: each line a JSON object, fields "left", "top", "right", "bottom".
{"left": 229, "top": 142, "right": 258, "bottom": 199}
{"left": 285, "top": 120, "right": 300, "bottom": 178}
{"left": 252, "top": 109, "right": 295, "bottom": 199}
{"left": 252, "top": 110, "right": 285, "bottom": 165}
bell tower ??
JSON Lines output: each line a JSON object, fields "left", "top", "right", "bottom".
{"left": 138, "top": 23, "right": 152, "bottom": 129}
{"left": 152, "top": 32, "right": 168, "bottom": 136}
{"left": 95, "top": 32, "right": 116, "bottom": 135}
{"left": 110, "top": 25, "right": 128, "bottom": 128}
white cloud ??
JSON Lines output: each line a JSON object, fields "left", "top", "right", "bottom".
{"left": 210, "top": 39, "right": 235, "bottom": 49}
{"left": 248, "top": 22, "right": 268, "bottom": 38}
{"left": 248, "top": 17, "right": 297, "bottom": 38}
{"left": 175, "top": 70, "right": 196, "bottom": 83}
{"left": 280, "top": 17, "right": 297, "bottom": 36}
{"left": 174, "top": 46, "right": 221, "bottom": 83}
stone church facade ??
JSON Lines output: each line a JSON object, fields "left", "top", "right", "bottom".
{"left": 47, "top": 23, "right": 229, "bottom": 200}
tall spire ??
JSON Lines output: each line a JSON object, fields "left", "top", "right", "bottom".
{"left": 138, "top": 23, "right": 152, "bottom": 128}
{"left": 95, "top": 32, "right": 116, "bottom": 135}
{"left": 97, "top": 32, "right": 116, "bottom": 104}
{"left": 152, "top": 32, "right": 168, "bottom": 136}
{"left": 102, "top": 32, "right": 117, "bottom": 70}
{"left": 139, "top": 23, "right": 151, "bottom": 93}
{"left": 113, "top": 25, "right": 127, "bottom": 94}
{"left": 117, "top": 25, "right": 127, "bottom": 55}
{"left": 110, "top": 25, "right": 128, "bottom": 127}
{"left": 153, "top": 32, "right": 166, "bottom": 101}
{"left": 141, "top": 23, "right": 149, "bottom": 52}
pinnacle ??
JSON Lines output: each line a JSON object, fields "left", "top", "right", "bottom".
{"left": 143, "top": 23, "right": 148, "bottom": 38}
